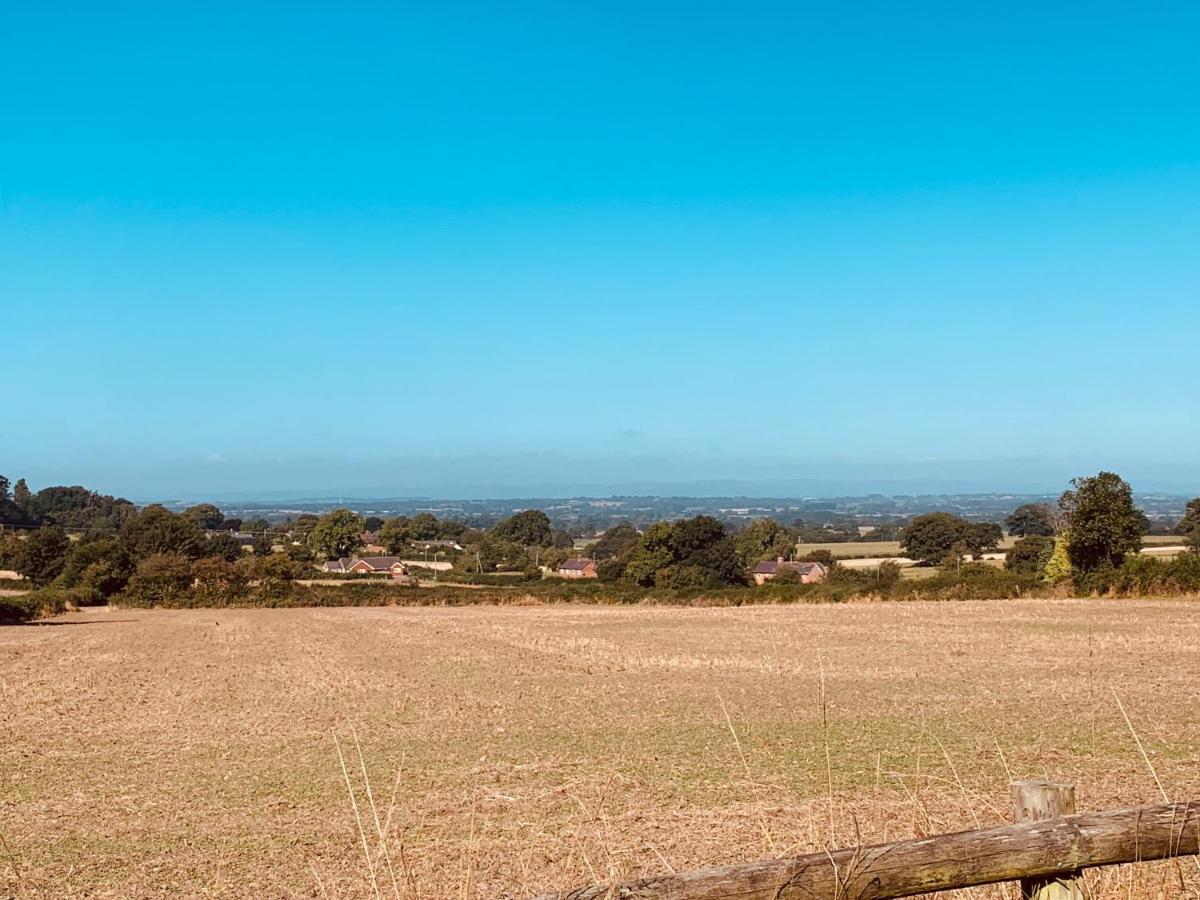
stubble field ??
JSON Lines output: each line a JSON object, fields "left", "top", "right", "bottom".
{"left": 3, "top": 600, "right": 1199, "bottom": 899}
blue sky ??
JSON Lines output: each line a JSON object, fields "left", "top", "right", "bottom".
{"left": 3, "top": 2, "right": 1199, "bottom": 499}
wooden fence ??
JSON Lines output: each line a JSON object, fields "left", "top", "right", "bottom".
{"left": 533, "top": 781, "right": 1200, "bottom": 900}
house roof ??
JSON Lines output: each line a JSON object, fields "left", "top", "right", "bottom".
{"left": 349, "top": 556, "right": 406, "bottom": 571}
{"left": 752, "top": 560, "right": 824, "bottom": 576}
{"left": 559, "top": 558, "right": 595, "bottom": 571}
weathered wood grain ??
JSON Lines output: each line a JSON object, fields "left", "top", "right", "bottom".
{"left": 531, "top": 800, "right": 1200, "bottom": 900}
{"left": 1011, "top": 780, "right": 1083, "bottom": 900}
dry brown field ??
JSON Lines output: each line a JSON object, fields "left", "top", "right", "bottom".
{"left": 3, "top": 600, "right": 1199, "bottom": 899}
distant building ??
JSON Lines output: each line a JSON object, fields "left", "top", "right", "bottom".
{"left": 557, "top": 558, "right": 598, "bottom": 579}
{"left": 752, "top": 559, "right": 828, "bottom": 586}
{"left": 325, "top": 556, "right": 410, "bottom": 578}
{"left": 347, "top": 556, "right": 409, "bottom": 578}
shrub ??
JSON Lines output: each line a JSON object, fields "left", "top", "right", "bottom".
{"left": 0, "top": 586, "right": 97, "bottom": 623}
{"left": 203, "top": 532, "right": 245, "bottom": 563}
{"left": 123, "top": 553, "right": 194, "bottom": 606}
{"left": 1165, "top": 552, "right": 1200, "bottom": 592}
{"left": 875, "top": 560, "right": 903, "bottom": 588}
{"left": 191, "top": 558, "right": 250, "bottom": 606}
{"left": 1110, "top": 555, "right": 1166, "bottom": 595}
{"left": 1005, "top": 535, "right": 1055, "bottom": 574}
{"left": 57, "top": 537, "right": 134, "bottom": 598}
{"left": 1043, "top": 535, "right": 1073, "bottom": 583}
{"left": 0, "top": 595, "right": 36, "bottom": 623}
{"left": 894, "top": 564, "right": 1037, "bottom": 601}
{"left": 248, "top": 553, "right": 309, "bottom": 601}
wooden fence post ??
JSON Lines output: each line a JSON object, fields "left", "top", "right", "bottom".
{"left": 1012, "top": 779, "right": 1084, "bottom": 900}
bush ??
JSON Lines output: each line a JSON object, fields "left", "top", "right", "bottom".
{"left": 891, "top": 564, "right": 1038, "bottom": 601}
{"left": 191, "top": 558, "right": 250, "bottom": 606}
{"left": 122, "top": 553, "right": 194, "bottom": 606}
{"left": 1166, "top": 552, "right": 1200, "bottom": 592}
{"left": 1005, "top": 535, "right": 1055, "bottom": 574}
{"left": 876, "top": 560, "right": 903, "bottom": 587}
{"left": 0, "top": 586, "right": 97, "bottom": 623}
{"left": 1077, "top": 552, "right": 1200, "bottom": 597}
{"left": 57, "top": 537, "right": 135, "bottom": 598}
{"left": 1110, "top": 555, "right": 1166, "bottom": 595}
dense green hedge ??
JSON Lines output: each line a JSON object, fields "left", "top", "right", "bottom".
{"left": 103, "top": 563, "right": 1048, "bottom": 609}
{"left": 1075, "top": 553, "right": 1200, "bottom": 596}
{"left": 12, "top": 554, "right": 1199, "bottom": 620}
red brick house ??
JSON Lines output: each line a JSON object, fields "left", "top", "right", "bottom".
{"left": 345, "top": 557, "right": 409, "bottom": 578}
{"left": 557, "top": 558, "right": 598, "bottom": 579}
{"left": 752, "top": 559, "right": 828, "bottom": 586}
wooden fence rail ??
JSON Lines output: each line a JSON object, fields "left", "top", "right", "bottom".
{"left": 533, "top": 782, "right": 1199, "bottom": 900}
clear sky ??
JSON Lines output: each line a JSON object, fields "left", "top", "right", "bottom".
{"left": 3, "top": 2, "right": 1199, "bottom": 499}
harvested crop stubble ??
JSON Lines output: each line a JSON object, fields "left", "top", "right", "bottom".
{"left": 2, "top": 599, "right": 1199, "bottom": 898}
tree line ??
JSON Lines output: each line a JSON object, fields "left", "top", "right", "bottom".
{"left": 2, "top": 470, "right": 1199, "bottom": 620}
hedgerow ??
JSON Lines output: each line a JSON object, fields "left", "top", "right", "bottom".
{"left": 0, "top": 586, "right": 98, "bottom": 623}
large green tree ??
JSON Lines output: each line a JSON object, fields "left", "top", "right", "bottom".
{"left": 590, "top": 523, "right": 641, "bottom": 562}
{"left": 15, "top": 526, "right": 71, "bottom": 586}
{"left": 733, "top": 518, "right": 795, "bottom": 566}
{"left": 307, "top": 509, "right": 365, "bottom": 559}
{"left": 0, "top": 475, "right": 26, "bottom": 526}
{"left": 407, "top": 512, "right": 441, "bottom": 541}
{"left": 120, "top": 505, "right": 207, "bottom": 560}
{"left": 965, "top": 522, "right": 1003, "bottom": 556}
{"left": 378, "top": 517, "right": 412, "bottom": 553}
{"left": 1005, "top": 503, "right": 1056, "bottom": 537}
{"left": 182, "top": 503, "right": 225, "bottom": 530}
{"left": 12, "top": 479, "right": 32, "bottom": 513}
{"left": 491, "top": 509, "right": 553, "bottom": 546}
{"left": 901, "top": 513, "right": 972, "bottom": 565}
{"left": 25, "top": 485, "right": 136, "bottom": 531}
{"left": 1060, "top": 472, "right": 1146, "bottom": 571}
{"left": 620, "top": 516, "right": 745, "bottom": 588}
{"left": 622, "top": 522, "right": 674, "bottom": 587}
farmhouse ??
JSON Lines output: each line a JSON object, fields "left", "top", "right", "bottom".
{"left": 557, "top": 558, "right": 598, "bottom": 579}
{"left": 752, "top": 559, "right": 828, "bottom": 586}
{"left": 322, "top": 558, "right": 351, "bottom": 574}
